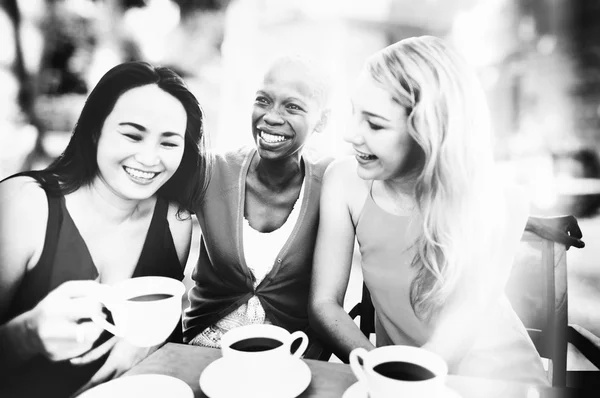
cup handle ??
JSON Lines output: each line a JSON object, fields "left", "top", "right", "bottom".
{"left": 289, "top": 330, "right": 309, "bottom": 358}
{"left": 89, "top": 285, "right": 123, "bottom": 337}
{"left": 349, "top": 347, "right": 369, "bottom": 384}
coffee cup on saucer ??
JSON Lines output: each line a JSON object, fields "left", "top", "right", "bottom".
{"left": 200, "top": 324, "right": 312, "bottom": 398}
{"left": 220, "top": 324, "right": 308, "bottom": 376}
{"left": 349, "top": 345, "right": 448, "bottom": 398}
{"left": 90, "top": 276, "right": 185, "bottom": 347}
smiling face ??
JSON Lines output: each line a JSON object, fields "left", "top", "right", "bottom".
{"left": 95, "top": 84, "right": 187, "bottom": 201}
{"left": 251, "top": 60, "right": 326, "bottom": 161}
{"left": 346, "top": 70, "right": 416, "bottom": 181}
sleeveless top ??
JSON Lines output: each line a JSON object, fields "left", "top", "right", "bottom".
{"left": 0, "top": 172, "right": 184, "bottom": 398}
{"left": 355, "top": 184, "right": 549, "bottom": 385}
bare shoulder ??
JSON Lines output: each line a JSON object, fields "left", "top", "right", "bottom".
{"left": 0, "top": 176, "right": 49, "bottom": 228}
{"left": 0, "top": 176, "right": 49, "bottom": 272}
{"left": 323, "top": 156, "right": 369, "bottom": 193}
{"left": 323, "top": 157, "right": 370, "bottom": 213}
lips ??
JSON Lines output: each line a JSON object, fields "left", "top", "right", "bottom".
{"left": 355, "top": 149, "right": 377, "bottom": 161}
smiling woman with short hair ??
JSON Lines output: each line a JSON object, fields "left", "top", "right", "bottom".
{"left": 183, "top": 55, "right": 333, "bottom": 348}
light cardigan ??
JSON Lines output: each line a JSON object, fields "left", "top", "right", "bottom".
{"left": 183, "top": 146, "right": 332, "bottom": 342}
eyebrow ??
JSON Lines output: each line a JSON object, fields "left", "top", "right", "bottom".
{"left": 119, "top": 122, "right": 146, "bottom": 131}
{"left": 118, "top": 122, "right": 184, "bottom": 139}
{"left": 362, "top": 111, "right": 391, "bottom": 122}
{"left": 256, "top": 90, "right": 308, "bottom": 106}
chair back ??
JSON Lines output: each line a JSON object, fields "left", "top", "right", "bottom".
{"left": 504, "top": 230, "right": 568, "bottom": 387}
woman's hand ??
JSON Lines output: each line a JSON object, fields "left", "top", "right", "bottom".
{"left": 28, "top": 280, "right": 106, "bottom": 362}
{"left": 526, "top": 215, "right": 585, "bottom": 249}
{"left": 70, "top": 337, "right": 160, "bottom": 396}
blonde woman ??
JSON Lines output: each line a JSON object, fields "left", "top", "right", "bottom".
{"left": 309, "top": 36, "right": 549, "bottom": 384}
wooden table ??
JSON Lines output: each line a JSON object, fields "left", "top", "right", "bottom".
{"left": 124, "top": 343, "right": 588, "bottom": 398}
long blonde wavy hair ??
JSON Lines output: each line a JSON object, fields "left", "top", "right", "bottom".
{"left": 366, "top": 36, "right": 499, "bottom": 322}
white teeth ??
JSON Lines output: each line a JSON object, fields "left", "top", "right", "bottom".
{"left": 356, "top": 152, "right": 376, "bottom": 160}
{"left": 124, "top": 167, "right": 158, "bottom": 180}
{"left": 260, "top": 130, "right": 287, "bottom": 143}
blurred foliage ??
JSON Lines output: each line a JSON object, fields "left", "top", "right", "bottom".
{"left": 571, "top": 0, "right": 600, "bottom": 144}
{"left": 171, "top": 0, "right": 231, "bottom": 13}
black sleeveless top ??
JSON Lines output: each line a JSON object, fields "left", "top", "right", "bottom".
{"left": 0, "top": 172, "right": 184, "bottom": 398}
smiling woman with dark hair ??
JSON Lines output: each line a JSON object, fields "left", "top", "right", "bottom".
{"left": 31, "top": 61, "right": 210, "bottom": 212}
{"left": 0, "top": 61, "right": 211, "bottom": 397}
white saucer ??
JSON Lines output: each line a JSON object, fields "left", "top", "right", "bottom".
{"left": 199, "top": 357, "right": 311, "bottom": 398}
{"left": 77, "top": 374, "right": 193, "bottom": 398}
{"left": 342, "top": 381, "right": 462, "bottom": 398}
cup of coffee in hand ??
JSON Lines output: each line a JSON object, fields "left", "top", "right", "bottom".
{"left": 349, "top": 345, "right": 448, "bottom": 398}
{"left": 91, "top": 276, "right": 185, "bottom": 347}
{"left": 220, "top": 324, "right": 308, "bottom": 375}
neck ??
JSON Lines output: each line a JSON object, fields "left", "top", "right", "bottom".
{"left": 382, "top": 178, "right": 417, "bottom": 212}
{"left": 253, "top": 153, "right": 304, "bottom": 191}
{"left": 80, "top": 178, "right": 147, "bottom": 224}
{"left": 384, "top": 177, "right": 415, "bottom": 195}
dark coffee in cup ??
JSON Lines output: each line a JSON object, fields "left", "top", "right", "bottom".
{"left": 230, "top": 337, "right": 284, "bottom": 352}
{"left": 373, "top": 361, "right": 436, "bottom": 381}
{"left": 128, "top": 293, "right": 174, "bottom": 302}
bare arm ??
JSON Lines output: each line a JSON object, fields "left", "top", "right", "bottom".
{"left": 0, "top": 178, "right": 49, "bottom": 370}
{"left": 0, "top": 178, "right": 104, "bottom": 372}
{"left": 309, "top": 159, "right": 374, "bottom": 363}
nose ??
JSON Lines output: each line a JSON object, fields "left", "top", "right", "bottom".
{"left": 263, "top": 107, "right": 285, "bottom": 125}
{"left": 134, "top": 143, "right": 160, "bottom": 167}
{"left": 343, "top": 121, "right": 365, "bottom": 145}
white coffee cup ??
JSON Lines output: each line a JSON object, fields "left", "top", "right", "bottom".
{"left": 91, "top": 276, "right": 185, "bottom": 347}
{"left": 221, "top": 324, "right": 308, "bottom": 371}
{"left": 349, "top": 345, "right": 448, "bottom": 398}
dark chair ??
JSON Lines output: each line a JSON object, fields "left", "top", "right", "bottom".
{"left": 330, "top": 229, "right": 600, "bottom": 388}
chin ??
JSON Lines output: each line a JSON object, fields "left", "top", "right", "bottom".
{"left": 122, "top": 184, "right": 161, "bottom": 201}
{"left": 356, "top": 165, "right": 376, "bottom": 181}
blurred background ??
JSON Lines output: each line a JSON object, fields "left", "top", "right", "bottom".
{"left": 1, "top": 0, "right": 599, "bottom": 368}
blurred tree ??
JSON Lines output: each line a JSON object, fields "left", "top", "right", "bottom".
{"left": 571, "top": 0, "right": 600, "bottom": 149}
{"left": 172, "top": 0, "right": 231, "bottom": 14}
{"left": 1, "top": 0, "right": 47, "bottom": 170}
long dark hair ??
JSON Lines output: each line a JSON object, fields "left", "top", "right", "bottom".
{"left": 36, "top": 61, "right": 210, "bottom": 213}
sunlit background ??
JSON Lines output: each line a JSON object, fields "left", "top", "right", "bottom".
{"left": 1, "top": 0, "right": 599, "bottom": 368}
